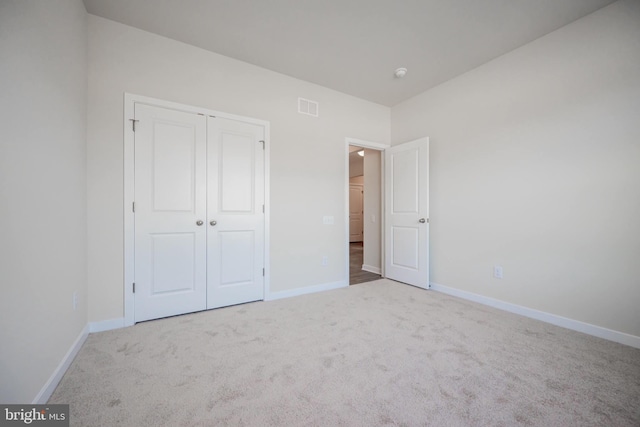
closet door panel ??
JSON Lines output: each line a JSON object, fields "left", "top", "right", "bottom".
{"left": 207, "top": 117, "right": 265, "bottom": 309}
{"left": 134, "top": 104, "right": 207, "bottom": 322}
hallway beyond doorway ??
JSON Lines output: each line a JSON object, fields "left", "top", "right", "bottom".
{"left": 349, "top": 242, "right": 381, "bottom": 285}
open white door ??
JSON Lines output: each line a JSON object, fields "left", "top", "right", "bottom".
{"left": 384, "top": 137, "right": 429, "bottom": 289}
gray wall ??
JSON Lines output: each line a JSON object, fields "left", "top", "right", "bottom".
{"left": 86, "top": 15, "right": 390, "bottom": 322}
{"left": 0, "top": 0, "right": 88, "bottom": 403}
{"left": 391, "top": 0, "right": 640, "bottom": 337}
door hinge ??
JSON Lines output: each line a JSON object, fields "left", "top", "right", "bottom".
{"left": 132, "top": 202, "right": 135, "bottom": 212}
{"left": 262, "top": 204, "right": 265, "bottom": 213}
{"left": 132, "top": 282, "right": 135, "bottom": 293}
{"left": 262, "top": 268, "right": 265, "bottom": 276}
{"left": 259, "top": 140, "right": 265, "bottom": 150}
{"left": 129, "top": 119, "right": 139, "bottom": 132}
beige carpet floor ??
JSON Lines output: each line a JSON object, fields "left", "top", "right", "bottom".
{"left": 50, "top": 279, "right": 640, "bottom": 426}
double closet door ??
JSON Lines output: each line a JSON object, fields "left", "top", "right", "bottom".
{"left": 134, "top": 104, "right": 265, "bottom": 322}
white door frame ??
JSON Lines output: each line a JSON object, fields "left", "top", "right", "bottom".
{"left": 124, "top": 93, "right": 271, "bottom": 326}
{"left": 344, "top": 137, "right": 390, "bottom": 281}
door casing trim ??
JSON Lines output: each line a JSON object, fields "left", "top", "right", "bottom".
{"left": 344, "top": 138, "right": 389, "bottom": 284}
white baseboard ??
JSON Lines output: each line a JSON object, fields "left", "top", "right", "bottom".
{"left": 430, "top": 282, "right": 640, "bottom": 349}
{"left": 89, "top": 317, "right": 126, "bottom": 333}
{"left": 33, "top": 317, "right": 127, "bottom": 403}
{"left": 362, "top": 264, "right": 381, "bottom": 274}
{"left": 266, "top": 280, "right": 348, "bottom": 301}
{"left": 33, "top": 324, "right": 89, "bottom": 404}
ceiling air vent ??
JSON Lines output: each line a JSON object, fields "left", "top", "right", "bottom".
{"left": 298, "top": 97, "right": 319, "bottom": 117}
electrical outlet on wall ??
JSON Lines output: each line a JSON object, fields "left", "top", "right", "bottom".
{"left": 494, "top": 265, "right": 504, "bottom": 279}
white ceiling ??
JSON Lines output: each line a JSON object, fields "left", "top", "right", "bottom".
{"left": 83, "top": 0, "right": 615, "bottom": 106}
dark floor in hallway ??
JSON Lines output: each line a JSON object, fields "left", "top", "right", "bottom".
{"left": 349, "top": 242, "right": 382, "bottom": 285}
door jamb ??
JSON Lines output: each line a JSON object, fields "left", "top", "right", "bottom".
{"left": 124, "top": 93, "right": 271, "bottom": 326}
{"left": 344, "top": 137, "right": 390, "bottom": 284}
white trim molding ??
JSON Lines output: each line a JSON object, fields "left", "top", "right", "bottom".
{"left": 33, "top": 325, "right": 89, "bottom": 404}
{"left": 89, "top": 318, "right": 126, "bottom": 333}
{"left": 345, "top": 137, "right": 390, "bottom": 151}
{"left": 266, "top": 280, "right": 347, "bottom": 301}
{"left": 33, "top": 318, "right": 126, "bottom": 404}
{"left": 362, "top": 264, "right": 381, "bottom": 275}
{"left": 123, "top": 94, "right": 135, "bottom": 326}
{"left": 344, "top": 137, "right": 389, "bottom": 287}
{"left": 430, "top": 282, "right": 640, "bottom": 349}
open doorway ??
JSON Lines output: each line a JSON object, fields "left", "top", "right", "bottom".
{"left": 348, "top": 145, "right": 382, "bottom": 285}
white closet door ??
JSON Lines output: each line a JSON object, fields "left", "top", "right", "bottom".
{"left": 207, "top": 116, "right": 265, "bottom": 309}
{"left": 134, "top": 104, "right": 207, "bottom": 322}
{"left": 385, "top": 137, "right": 430, "bottom": 289}
{"left": 349, "top": 184, "right": 364, "bottom": 242}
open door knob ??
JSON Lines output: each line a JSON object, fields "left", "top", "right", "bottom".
{"left": 418, "top": 218, "right": 426, "bottom": 223}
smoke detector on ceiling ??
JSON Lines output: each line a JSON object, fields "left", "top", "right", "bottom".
{"left": 394, "top": 68, "right": 408, "bottom": 78}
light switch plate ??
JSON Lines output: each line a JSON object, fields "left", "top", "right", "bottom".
{"left": 323, "top": 216, "right": 334, "bottom": 225}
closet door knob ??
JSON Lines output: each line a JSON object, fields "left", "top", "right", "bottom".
{"left": 210, "top": 220, "right": 217, "bottom": 226}
{"left": 418, "top": 218, "right": 426, "bottom": 224}
{"left": 196, "top": 220, "right": 204, "bottom": 226}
